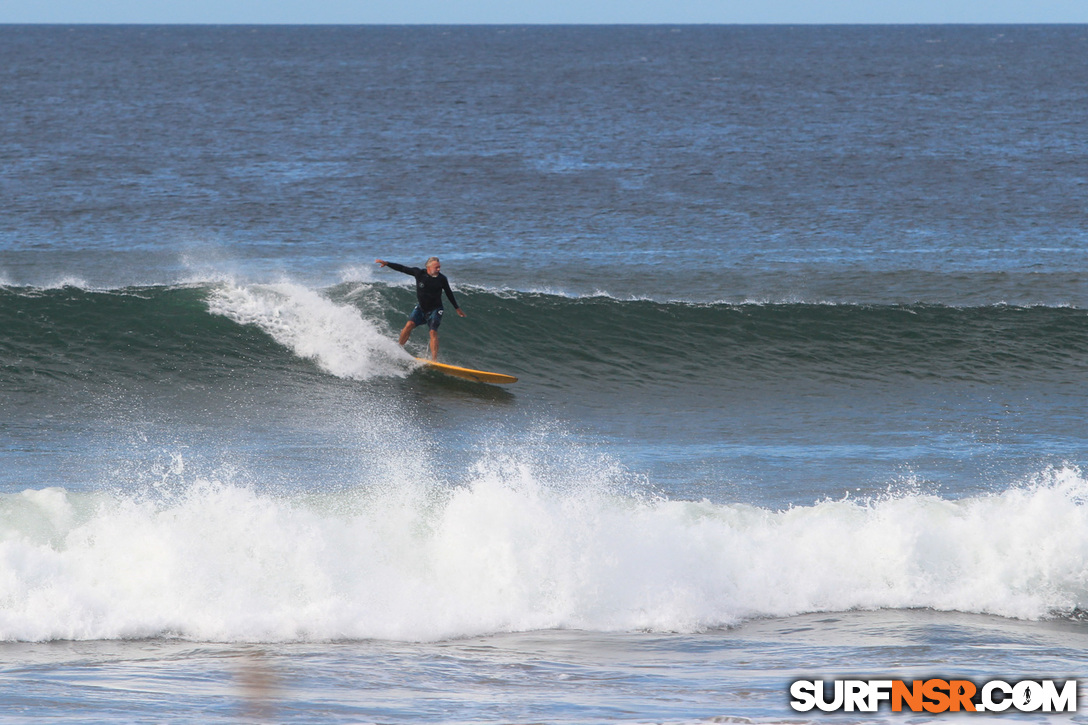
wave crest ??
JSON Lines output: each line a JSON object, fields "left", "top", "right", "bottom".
{"left": 206, "top": 281, "right": 409, "bottom": 380}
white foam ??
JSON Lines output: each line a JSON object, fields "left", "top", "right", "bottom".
{"left": 1, "top": 464, "right": 1086, "bottom": 643}
{"left": 206, "top": 281, "right": 410, "bottom": 380}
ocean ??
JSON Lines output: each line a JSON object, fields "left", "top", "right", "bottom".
{"left": 2, "top": 24, "right": 1087, "bottom": 723}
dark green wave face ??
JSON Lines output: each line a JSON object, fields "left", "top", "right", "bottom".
{"left": 438, "top": 291, "right": 1088, "bottom": 387}
{"left": 0, "top": 286, "right": 291, "bottom": 391}
{"left": 4, "top": 283, "right": 1088, "bottom": 395}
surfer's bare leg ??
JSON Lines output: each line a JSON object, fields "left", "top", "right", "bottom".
{"left": 398, "top": 321, "right": 416, "bottom": 346}
{"left": 429, "top": 330, "right": 439, "bottom": 361}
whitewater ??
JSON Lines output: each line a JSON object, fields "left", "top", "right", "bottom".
{"left": 4, "top": 462, "right": 1088, "bottom": 644}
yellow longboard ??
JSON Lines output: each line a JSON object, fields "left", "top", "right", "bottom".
{"left": 414, "top": 357, "right": 518, "bottom": 384}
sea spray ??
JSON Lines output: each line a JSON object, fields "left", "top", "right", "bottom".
{"left": 206, "top": 281, "right": 409, "bottom": 381}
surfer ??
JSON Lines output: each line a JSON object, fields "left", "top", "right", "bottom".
{"left": 376, "top": 257, "right": 466, "bottom": 361}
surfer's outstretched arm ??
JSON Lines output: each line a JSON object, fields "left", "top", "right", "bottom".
{"left": 376, "top": 259, "right": 419, "bottom": 276}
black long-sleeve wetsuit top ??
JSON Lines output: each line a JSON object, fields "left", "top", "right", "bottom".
{"left": 386, "top": 263, "right": 460, "bottom": 313}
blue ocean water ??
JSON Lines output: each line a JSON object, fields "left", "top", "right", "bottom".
{"left": 2, "top": 24, "right": 1088, "bottom": 722}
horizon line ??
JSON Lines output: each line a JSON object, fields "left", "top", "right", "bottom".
{"left": 2, "top": 21, "right": 1087, "bottom": 26}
